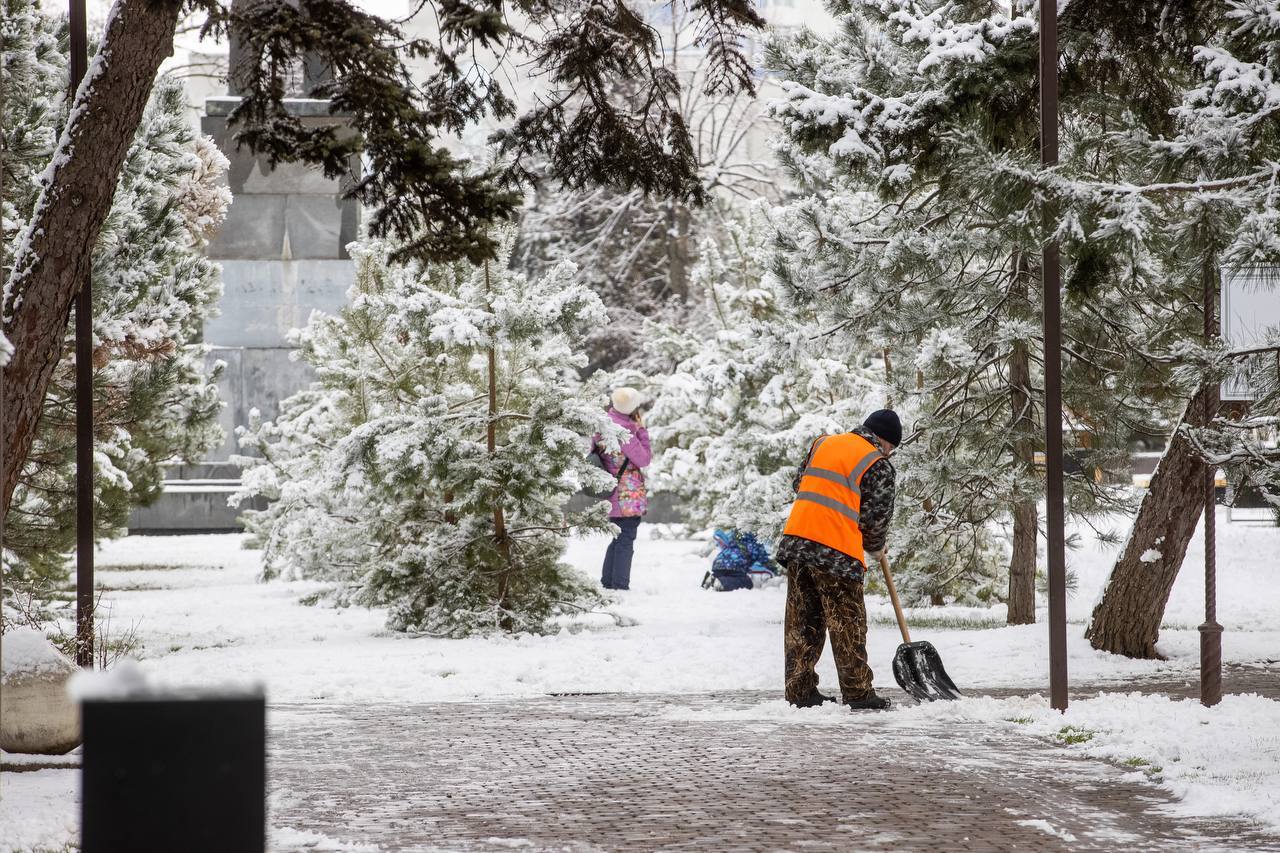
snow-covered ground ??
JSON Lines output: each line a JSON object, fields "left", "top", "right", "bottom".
{"left": 907, "top": 692, "right": 1280, "bottom": 834}
{"left": 65, "top": 508, "right": 1280, "bottom": 702}
{"left": 1, "top": 767, "right": 78, "bottom": 853}
{"left": 665, "top": 689, "right": 1280, "bottom": 837}
{"left": 3, "top": 508, "right": 1279, "bottom": 850}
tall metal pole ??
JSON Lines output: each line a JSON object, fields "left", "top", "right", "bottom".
{"left": 1200, "top": 259, "right": 1223, "bottom": 706}
{"left": 1, "top": 36, "right": 9, "bottom": 760}
{"left": 1040, "top": 0, "right": 1068, "bottom": 712}
{"left": 71, "top": 0, "right": 95, "bottom": 669}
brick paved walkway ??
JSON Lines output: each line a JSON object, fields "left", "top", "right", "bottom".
{"left": 268, "top": 679, "right": 1280, "bottom": 852}
{"left": 1074, "top": 662, "right": 1280, "bottom": 701}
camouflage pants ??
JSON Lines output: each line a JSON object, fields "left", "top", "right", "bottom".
{"left": 784, "top": 563, "right": 874, "bottom": 703}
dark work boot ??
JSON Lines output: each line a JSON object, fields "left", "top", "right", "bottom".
{"left": 788, "top": 690, "right": 836, "bottom": 708}
{"left": 845, "top": 693, "right": 892, "bottom": 711}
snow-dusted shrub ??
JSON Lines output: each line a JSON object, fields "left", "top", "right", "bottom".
{"left": 236, "top": 234, "right": 618, "bottom": 636}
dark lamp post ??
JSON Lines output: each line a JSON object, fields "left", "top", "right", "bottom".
{"left": 70, "top": 0, "right": 95, "bottom": 669}
{"left": 1201, "top": 261, "right": 1223, "bottom": 707}
{"left": 1040, "top": 0, "right": 1069, "bottom": 712}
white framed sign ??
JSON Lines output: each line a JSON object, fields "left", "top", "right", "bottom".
{"left": 1221, "top": 266, "right": 1280, "bottom": 401}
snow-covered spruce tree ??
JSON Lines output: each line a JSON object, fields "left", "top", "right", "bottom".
{"left": 766, "top": 1, "right": 1208, "bottom": 617}
{"left": 2, "top": 1, "right": 226, "bottom": 584}
{"left": 236, "top": 235, "right": 619, "bottom": 636}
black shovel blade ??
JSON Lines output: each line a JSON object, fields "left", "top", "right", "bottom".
{"left": 892, "top": 641, "right": 962, "bottom": 702}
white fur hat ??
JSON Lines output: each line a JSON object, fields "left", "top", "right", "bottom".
{"left": 611, "top": 387, "right": 645, "bottom": 415}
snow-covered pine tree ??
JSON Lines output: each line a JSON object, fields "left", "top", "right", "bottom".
{"left": 235, "top": 234, "right": 619, "bottom": 637}
{"left": 2, "top": 0, "right": 227, "bottom": 584}
{"left": 641, "top": 202, "right": 1005, "bottom": 602}
{"left": 766, "top": 0, "right": 1202, "bottom": 616}
{"left": 1066, "top": 0, "right": 1280, "bottom": 656}
{"left": 643, "top": 204, "right": 884, "bottom": 542}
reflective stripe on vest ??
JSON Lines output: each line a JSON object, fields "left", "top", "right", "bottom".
{"left": 782, "top": 432, "right": 883, "bottom": 562}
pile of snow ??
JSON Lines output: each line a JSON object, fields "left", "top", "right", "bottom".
{"left": 68, "top": 657, "right": 264, "bottom": 702}
{"left": 67, "top": 658, "right": 153, "bottom": 700}
{"left": 2, "top": 628, "right": 81, "bottom": 755}
{"left": 1, "top": 627, "right": 72, "bottom": 683}
{"left": 900, "top": 692, "right": 1280, "bottom": 834}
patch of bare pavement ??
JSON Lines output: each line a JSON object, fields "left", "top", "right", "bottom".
{"left": 267, "top": 672, "right": 1280, "bottom": 852}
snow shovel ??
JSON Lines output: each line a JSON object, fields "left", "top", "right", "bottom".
{"left": 877, "top": 551, "right": 961, "bottom": 702}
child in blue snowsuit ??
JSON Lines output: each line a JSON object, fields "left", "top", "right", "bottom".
{"left": 703, "top": 529, "right": 779, "bottom": 591}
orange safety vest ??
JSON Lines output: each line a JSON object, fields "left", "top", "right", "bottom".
{"left": 782, "top": 432, "right": 884, "bottom": 563}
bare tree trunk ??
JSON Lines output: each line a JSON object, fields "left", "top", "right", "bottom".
{"left": 1, "top": 0, "right": 182, "bottom": 518}
{"left": 485, "top": 262, "right": 514, "bottom": 629}
{"left": 1, "top": 32, "right": 9, "bottom": 743}
{"left": 881, "top": 348, "right": 894, "bottom": 408}
{"left": 1085, "top": 385, "right": 1212, "bottom": 658}
{"left": 1008, "top": 500, "right": 1038, "bottom": 623}
{"left": 1007, "top": 254, "right": 1037, "bottom": 624}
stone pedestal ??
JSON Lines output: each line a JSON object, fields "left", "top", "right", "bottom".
{"left": 127, "top": 97, "right": 359, "bottom": 532}
{"left": 0, "top": 629, "right": 80, "bottom": 755}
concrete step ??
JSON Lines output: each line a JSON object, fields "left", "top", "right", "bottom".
{"left": 129, "top": 484, "right": 687, "bottom": 534}
{"left": 127, "top": 480, "right": 262, "bottom": 534}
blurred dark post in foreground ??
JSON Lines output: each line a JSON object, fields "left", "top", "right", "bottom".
{"left": 81, "top": 694, "right": 266, "bottom": 852}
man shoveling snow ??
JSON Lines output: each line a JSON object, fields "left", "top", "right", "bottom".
{"left": 778, "top": 409, "right": 899, "bottom": 711}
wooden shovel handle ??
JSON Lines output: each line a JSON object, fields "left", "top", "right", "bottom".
{"left": 877, "top": 551, "right": 911, "bottom": 644}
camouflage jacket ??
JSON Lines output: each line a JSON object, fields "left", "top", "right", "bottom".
{"left": 776, "top": 426, "right": 897, "bottom": 580}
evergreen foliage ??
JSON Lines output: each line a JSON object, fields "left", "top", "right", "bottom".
{"left": 642, "top": 203, "right": 1008, "bottom": 603}
{"left": 515, "top": 19, "right": 779, "bottom": 373}
{"left": 236, "top": 234, "right": 620, "bottom": 636}
{"left": 761, "top": 0, "right": 1241, "bottom": 609}
{"left": 1163, "top": 0, "right": 1280, "bottom": 513}
{"left": 758, "top": 0, "right": 1280, "bottom": 608}
{"left": 644, "top": 204, "right": 883, "bottom": 540}
{"left": 1, "top": 0, "right": 227, "bottom": 584}
{"left": 193, "top": 0, "right": 766, "bottom": 266}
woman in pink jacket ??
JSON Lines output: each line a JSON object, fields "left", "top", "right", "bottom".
{"left": 594, "top": 387, "right": 652, "bottom": 590}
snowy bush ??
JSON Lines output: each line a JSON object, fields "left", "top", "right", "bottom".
{"left": 236, "top": 234, "right": 619, "bottom": 636}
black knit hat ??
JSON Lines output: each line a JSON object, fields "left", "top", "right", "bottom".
{"left": 863, "top": 409, "right": 902, "bottom": 447}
